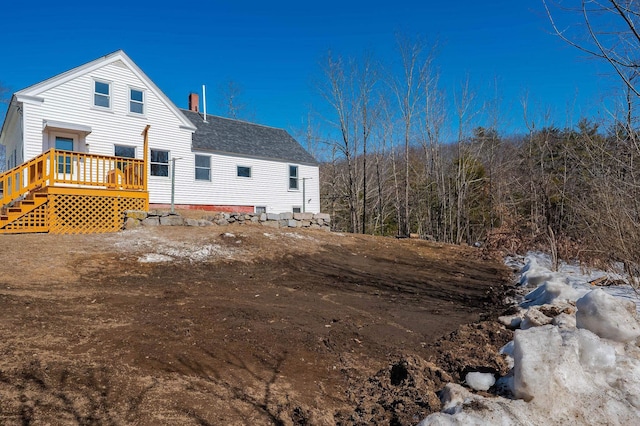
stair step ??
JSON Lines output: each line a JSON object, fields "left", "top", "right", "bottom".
{"left": 22, "top": 200, "right": 35, "bottom": 205}
{"left": 7, "top": 207, "right": 22, "bottom": 213}
{"left": 34, "top": 193, "right": 48, "bottom": 198}
{"left": 0, "top": 215, "right": 7, "bottom": 221}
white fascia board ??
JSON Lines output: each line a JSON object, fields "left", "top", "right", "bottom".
{"left": 15, "top": 51, "right": 124, "bottom": 97}
{"left": 15, "top": 94, "right": 44, "bottom": 105}
{"left": 16, "top": 50, "right": 197, "bottom": 132}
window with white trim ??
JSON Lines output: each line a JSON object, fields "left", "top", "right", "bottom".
{"left": 292, "top": 206, "right": 302, "bottom": 213}
{"left": 115, "top": 145, "right": 135, "bottom": 158}
{"left": 115, "top": 145, "right": 136, "bottom": 171}
{"left": 195, "top": 155, "right": 211, "bottom": 181}
{"left": 255, "top": 206, "right": 266, "bottom": 214}
{"left": 150, "top": 149, "right": 169, "bottom": 177}
{"left": 130, "top": 88, "right": 144, "bottom": 114}
{"left": 289, "top": 165, "right": 299, "bottom": 190}
{"left": 94, "top": 80, "right": 111, "bottom": 108}
{"left": 237, "top": 165, "right": 251, "bottom": 178}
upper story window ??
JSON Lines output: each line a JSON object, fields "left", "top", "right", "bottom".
{"left": 237, "top": 165, "right": 251, "bottom": 178}
{"left": 130, "top": 88, "right": 144, "bottom": 114}
{"left": 289, "top": 165, "right": 299, "bottom": 190}
{"left": 195, "top": 155, "right": 211, "bottom": 181}
{"left": 94, "top": 80, "right": 111, "bottom": 108}
{"left": 150, "top": 149, "right": 169, "bottom": 177}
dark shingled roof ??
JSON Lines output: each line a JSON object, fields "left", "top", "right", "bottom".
{"left": 182, "top": 110, "right": 318, "bottom": 165}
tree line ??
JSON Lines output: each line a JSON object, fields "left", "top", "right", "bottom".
{"left": 310, "top": 32, "right": 640, "bottom": 276}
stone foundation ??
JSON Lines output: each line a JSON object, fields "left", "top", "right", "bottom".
{"left": 123, "top": 210, "right": 331, "bottom": 231}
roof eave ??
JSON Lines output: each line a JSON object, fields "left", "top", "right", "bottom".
{"left": 191, "top": 145, "right": 319, "bottom": 166}
{"left": 16, "top": 50, "right": 196, "bottom": 133}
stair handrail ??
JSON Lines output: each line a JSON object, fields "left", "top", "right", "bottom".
{"left": 0, "top": 149, "right": 54, "bottom": 209}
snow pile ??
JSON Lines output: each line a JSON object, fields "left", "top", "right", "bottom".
{"left": 420, "top": 253, "right": 640, "bottom": 425}
{"left": 576, "top": 289, "right": 640, "bottom": 342}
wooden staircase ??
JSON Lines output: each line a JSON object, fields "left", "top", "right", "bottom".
{"left": 0, "top": 190, "right": 49, "bottom": 233}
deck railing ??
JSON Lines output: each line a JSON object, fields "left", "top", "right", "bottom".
{"left": 0, "top": 148, "right": 146, "bottom": 208}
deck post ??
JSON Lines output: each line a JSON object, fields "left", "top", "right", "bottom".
{"left": 142, "top": 125, "right": 150, "bottom": 193}
{"left": 49, "top": 149, "right": 55, "bottom": 186}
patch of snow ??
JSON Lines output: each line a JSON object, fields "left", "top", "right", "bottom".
{"left": 521, "top": 277, "right": 587, "bottom": 307}
{"left": 284, "top": 232, "right": 305, "bottom": 239}
{"left": 138, "top": 253, "right": 174, "bottom": 263}
{"left": 465, "top": 372, "right": 495, "bottom": 391}
{"left": 420, "top": 252, "right": 640, "bottom": 425}
{"left": 110, "top": 230, "right": 239, "bottom": 263}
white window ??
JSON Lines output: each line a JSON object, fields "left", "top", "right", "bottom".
{"left": 195, "top": 155, "right": 211, "bottom": 181}
{"left": 293, "top": 206, "right": 302, "bottom": 213}
{"left": 115, "top": 145, "right": 135, "bottom": 158}
{"left": 151, "top": 149, "right": 169, "bottom": 177}
{"left": 237, "top": 165, "right": 251, "bottom": 178}
{"left": 289, "top": 165, "right": 299, "bottom": 190}
{"left": 115, "top": 145, "right": 136, "bottom": 171}
{"left": 94, "top": 80, "right": 111, "bottom": 108}
{"left": 255, "top": 206, "right": 266, "bottom": 214}
{"left": 130, "top": 88, "right": 144, "bottom": 114}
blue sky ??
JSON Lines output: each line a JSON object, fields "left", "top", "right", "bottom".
{"left": 0, "top": 1, "right": 619, "bottom": 138}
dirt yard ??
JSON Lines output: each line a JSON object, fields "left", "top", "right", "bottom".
{"left": 0, "top": 224, "right": 514, "bottom": 425}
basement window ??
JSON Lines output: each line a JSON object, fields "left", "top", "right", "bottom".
{"left": 255, "top": 206, "right": 266, "bottom": 214}
{"left": 150, "top": 149, "right": 169, "bottom": 177}
{"left": 293, "top": 206, "right": 302, "bottom": 213}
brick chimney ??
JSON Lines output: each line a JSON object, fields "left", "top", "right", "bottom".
{"left": 188, "top": 93, "right": 199, "bottom": 112}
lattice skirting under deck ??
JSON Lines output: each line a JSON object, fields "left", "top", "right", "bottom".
{"left": 49, "top": 193, "right": 147, "bottom": 234}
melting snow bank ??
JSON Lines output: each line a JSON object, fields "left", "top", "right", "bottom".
{"left": 419, "top": 253, "right": 640, "bottom": 425}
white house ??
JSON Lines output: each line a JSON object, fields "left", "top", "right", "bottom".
{"left": 0, "top": 50, "right": 320, "bottom": 214}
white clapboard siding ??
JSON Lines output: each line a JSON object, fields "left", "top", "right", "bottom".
{"left": 169, "top": 151, "right": 320, "bottom": 213}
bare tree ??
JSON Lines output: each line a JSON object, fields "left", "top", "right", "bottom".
{"left": 543, "top": 0, "right": 640, "bottom": 95}
{"left": 218, "top": 80, "right": 252, "bottom": 120}
{"left": 0, "top": 81, "right": 10, "bottom": 171}
{"left": 389, "top": 34, "right": 435, "bottom": 237}
{"left": 356, "top": 53, "right": 380, "bottom": 234}
{"left": 319, "top": 52, "right": 360, "bottom": 233}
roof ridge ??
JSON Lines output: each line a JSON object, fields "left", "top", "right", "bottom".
{"left": 180, "top": 109, "right": 285, "bottom": 131}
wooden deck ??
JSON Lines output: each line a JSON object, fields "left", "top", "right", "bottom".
{"left": 0, "top": 127, "right": 150, "bottom": 234}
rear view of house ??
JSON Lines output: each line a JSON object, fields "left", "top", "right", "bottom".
{"left": 0, "top": 50, "right": 320, "bottom": 234}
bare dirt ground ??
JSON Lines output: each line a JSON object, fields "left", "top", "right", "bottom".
{"left": 0, "top": 224, "right": 514, "bottom": 425}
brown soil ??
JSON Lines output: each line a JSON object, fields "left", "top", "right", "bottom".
{"left": 0, "top": 224, "right": 513, "bottom": 425}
